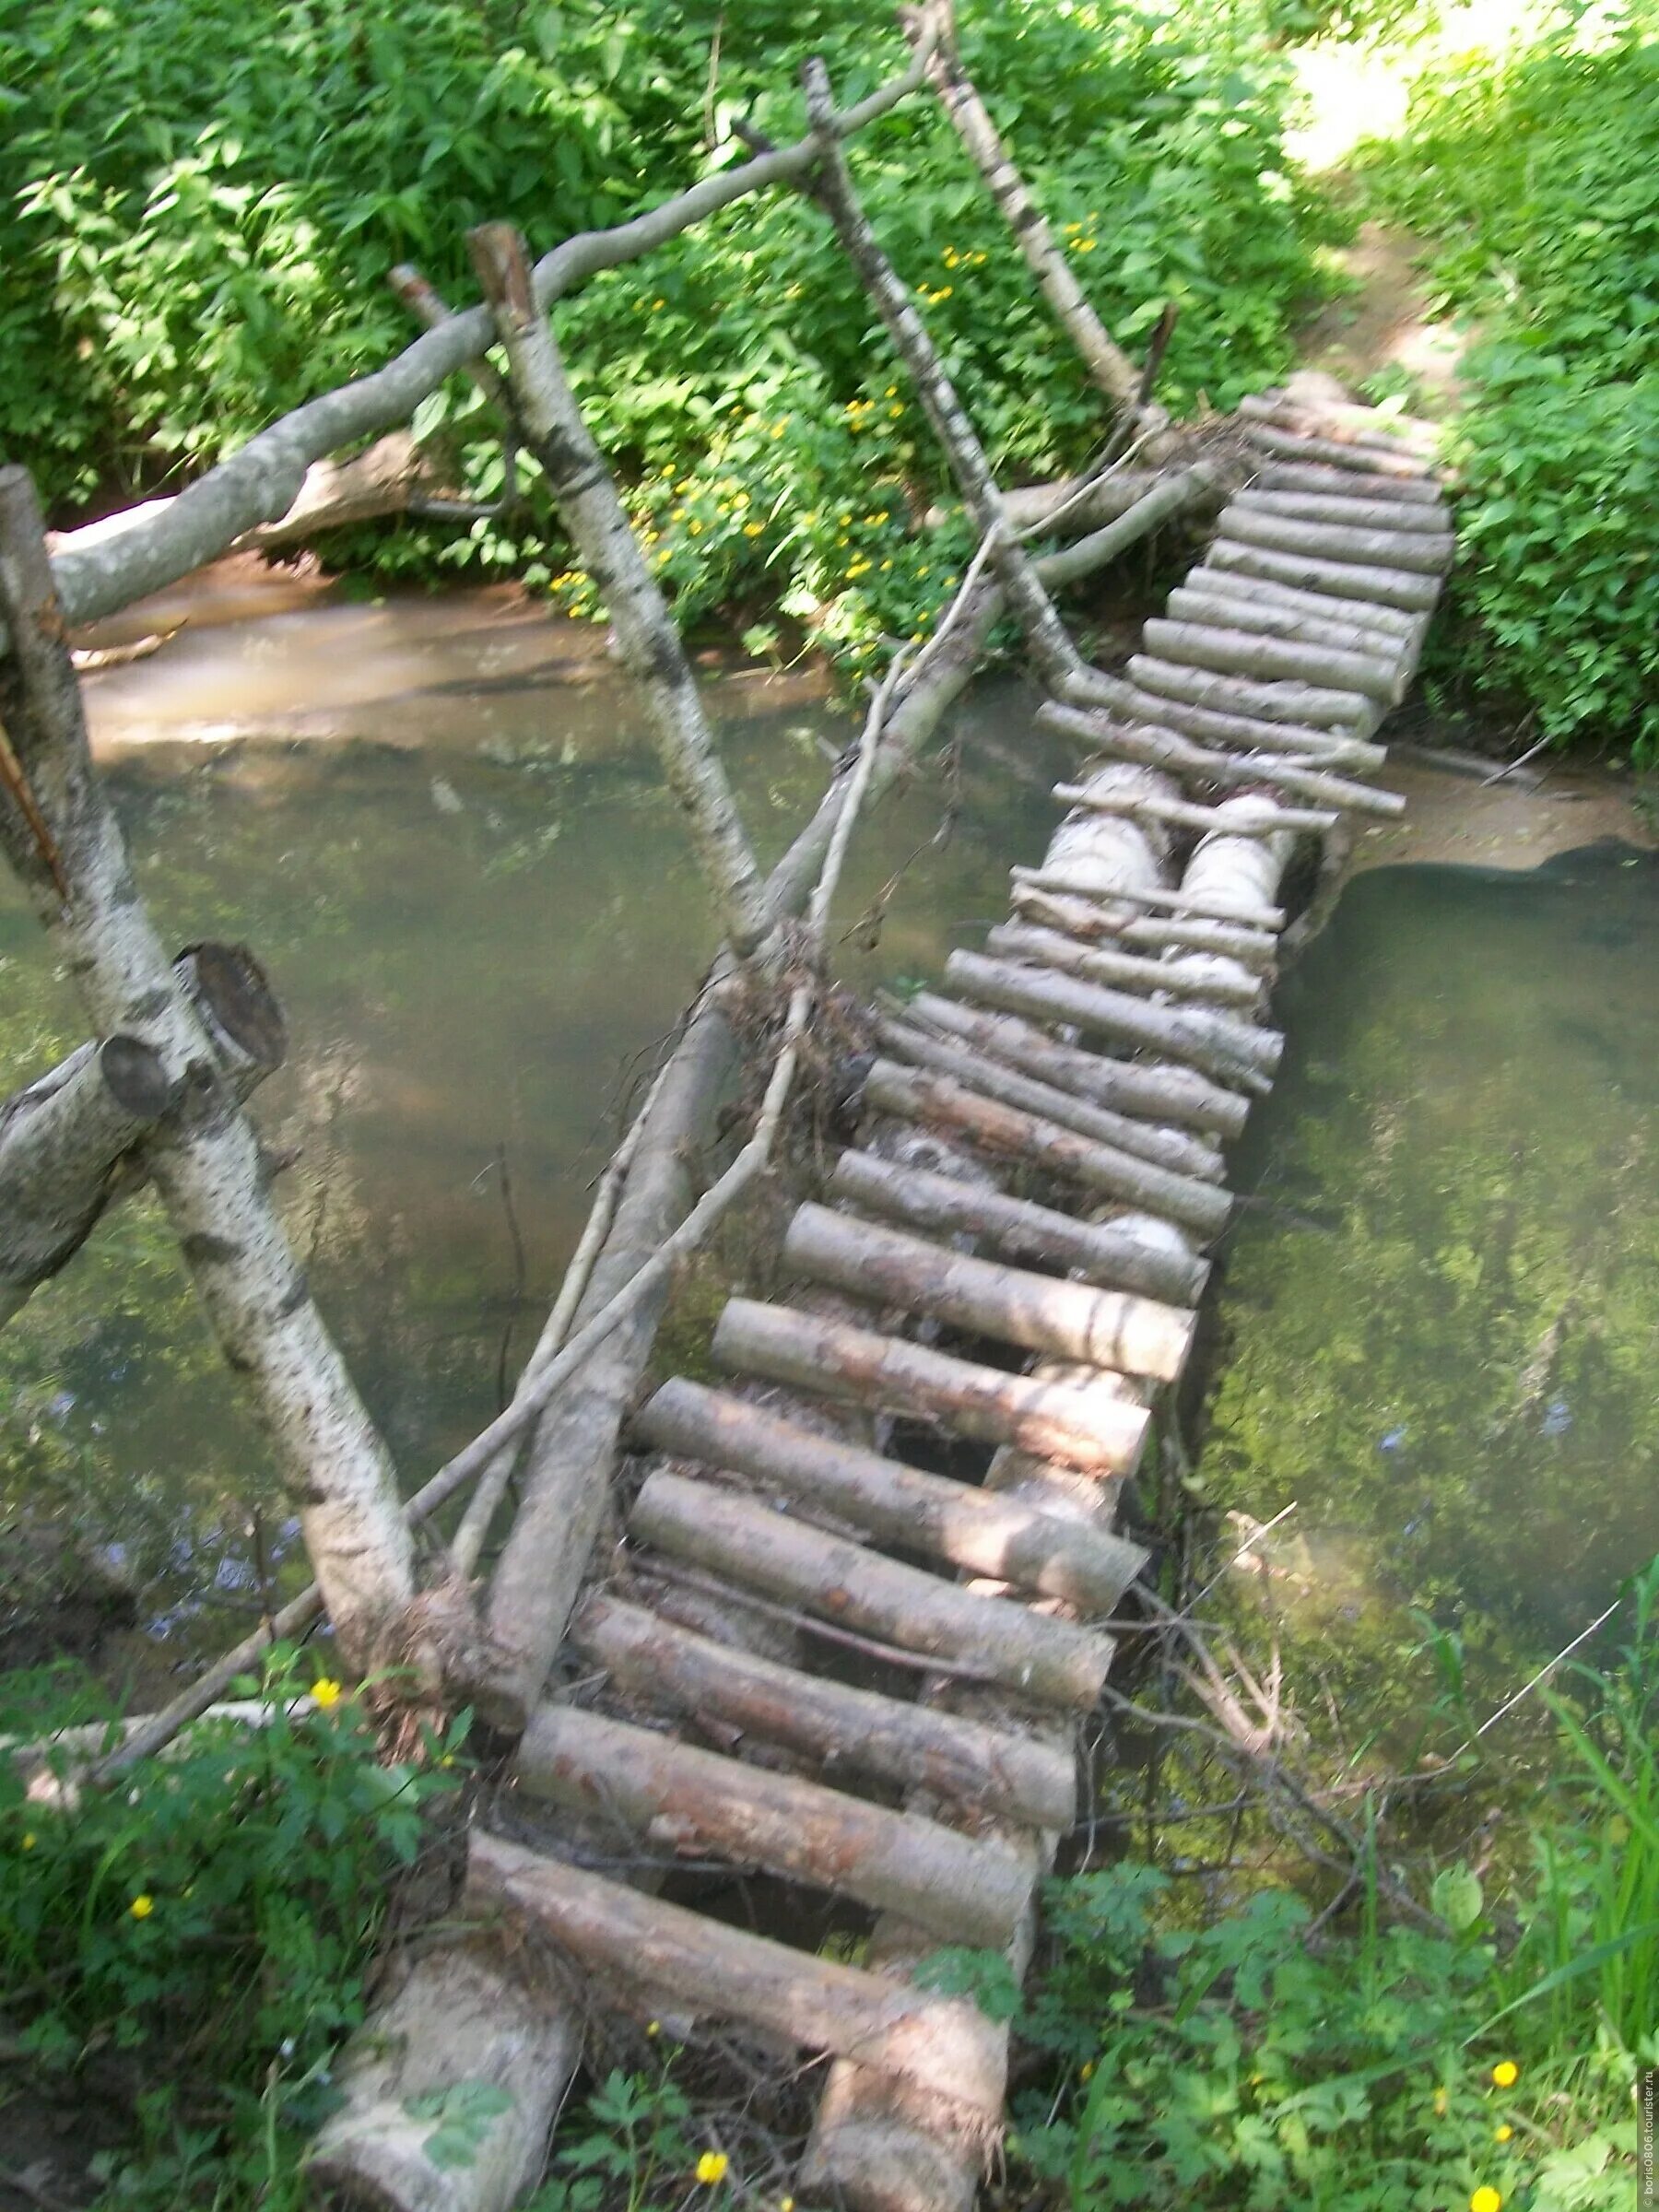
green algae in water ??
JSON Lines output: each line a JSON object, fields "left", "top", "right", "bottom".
{"left": 1201, "top": 842, "right": 1659, "bottom": 1759}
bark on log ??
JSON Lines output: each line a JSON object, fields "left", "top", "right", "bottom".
{"left": 795, "top": 57, "right": 1082, "bottom": 691}
{"left": 873, "top": 1008, "right": 1228, "bottom": 1172}
{"left": 571, "top": 1593, "right": 1079, "bottom": 1828}
{"left": 1221, "top": 506, "right": 1453, "bottom": 576}
{"left": 904, "top": 2, "right": 1144, "bottom": 417}
{"left": 1239, "top": 390, "right": 1438, "bottom": 459}
{"left": 36, "top": 51, "right": 940, "bottom": 643}
{"left": 0, "top": 466, "right": 413, "bottom": 1666}
{"left": 1207, "top": 537, "right": 1440, "bottom": 614}
{"left": 1069, "top": 667, "right": 1386, "bottom": 769}
{"left": 712, "top": 1296, "right": 1150, "bottom": 1475}
{"left": 863, "top": 1058, "right": 1236, "bottom": 1232}
{"left": 630, "top": 1469, "right": 1119, "bottom": 1708}
{"left": 1040, "top": 696, "right": 1406, "bottom": 818}
{"left": 1241, "top": 421, "right": 1433, "bottom": 477}
{"left": 636, "top": 1374, "right": 1149, "bottom": 1606}
{"left": 1162, "top": 588, "right": 1415, "bottom": 669}
{"left": 1182, "top": 563, "right": 1420, "bottom": 642}
{"left": 465, "top": 1830, "right": 1008, "bottom": 2112}
{"left": 899, "top": 991, "right": 1249, "bottom": 1135}
{"left": 516, "top": 1703, "right": 1034, "bottom": 1947}
{"left": 826, "top": 1147, "right": 1209, "bottom": 1304}
{"left": 1141, "top": 618, "right": 1402, "bottom": 705}
{"left": 0, "top": 1036, "right": 171, "bottom": 1324}
{"left": 468, "top": 225, "right": 771, "bottom": 960}
{"left": 1114, "top": 914, "right": 1280, "bottom": 967}
{"left": 979, "top": 920, "right": 1262, "bottom": 1012}
{"left": 1053, "top": 778, "right": 1335, "bottom": 840}
{"left": 1231, "top": 488, "right": 1451, "bottom": 535}
{"left": 1034, "top": 464, "right": 1220, "bottom": 585}
{"left": 1125, "top": 653, "right": 1382, "bottom": 738}
{"left": 1254, "top": 458, "right": 1445, "bottom": 507}
{"left": 783, "top": 1200, "right": 1194, "bottom": 1380}
{"left": 1007, "top": 863, "right": 1287, "bottom": 935}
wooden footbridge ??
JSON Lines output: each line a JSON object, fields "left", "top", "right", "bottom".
{"left": 0, "top": 14, "right": 1454, "bottom": 2209}
{"left": 304, "top": 384, "right": 1448, "bottom": 2212}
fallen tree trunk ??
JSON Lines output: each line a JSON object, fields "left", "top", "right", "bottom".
{"left": 0, "top": 469, "right": 414, "bottom": 1667}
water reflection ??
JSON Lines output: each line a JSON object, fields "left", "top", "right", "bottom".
{"left": 1202, "top": 844, "right": 1659, "bottom": 1753}
{"left": 0, "top": 587, "right": 1068, "bottom": 1651}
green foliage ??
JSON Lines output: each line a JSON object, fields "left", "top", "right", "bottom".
{"left": 523, "top": 2053, "right": 724, "bottom": 2212}
{"left": 0, "top": 1650, "right": 466, "bottom": 2208}
{"left": 1356, "top": 6, "right": 1659, "bottom": 753}
{"left": 0, "top": 0, "right": 1337, "bottom": 672}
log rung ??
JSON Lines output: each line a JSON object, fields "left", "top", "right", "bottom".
{"left": 1053, "top": 780, "right": 1338, "bottom": 840}
{"left": 468, "top": 1831, "right": 1008, "bottom": 2112}
{"left": 1007, "top": 863, "right": 1286, "bottom": 933}
{"left": 982, "top": 919, "right": 1262, "bottom": 1015}
{"left": 630, "top": 1466, "right": 1121, "bottom": 1710}
{"left": 515, "top": 1702, "right": 1035, "bottom": 1949}
{"left": 636, "top": 1372, "right": 1151, "bottom": 1610}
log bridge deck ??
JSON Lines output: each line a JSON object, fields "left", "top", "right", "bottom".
{"left": 314, "top": 389, "right": 1448, "bottom": 2210}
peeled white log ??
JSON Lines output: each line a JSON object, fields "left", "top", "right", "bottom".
{"left": 828, "top": 1148, "right": 1209, "bottom": 1305}
{"left": 637, "top": 1376, "right": 1149, "bottom": 1606}
{"left": 1254, "top": 458, "right": 1445, "bottom": 507}
{"left": 466, "top": 1831, "right": 1007, "bottom": 2112}
{"left": 571, "top": 1593, "right": 1078, "bottom": 1828}
{"left": 1126, "top": 653, "right": 1381, "bottom": 737}
{"left": 1162, "top": 589, "right": 1412, "bottom": 674}
{"left": 1222, "top": 506, "right": 1453, "bottom": 576}
{"left": 1209, "top": 537, "right": 1440, "bottom": 613}
{"left": 1070, "top": 667, "right": 1384, "bottom": 771}
{"left": 1242, "top": 420, "right": 1432, "bottom": 478}
{"left": 863, "top": 1058, "right": 1236, "bottom": 1231}
{"left": 1009, "top": 862, "right": 1286, "bottom": 935}
{"left": 631, "top": 1470, "right": 1120, "bottom": 1706}
{"left": 783, "top": 1201, "right": 1194, "bottom": 1381}
{"left": 982, "top": 919, "right": 1262, "bottom": 1015}
{"left": 1182, "top": 563, "right": 1420, "bottom": 642}
{"left": 1116, "top": 914, "right": 1278, "bottom": 965}
{"left": 1232, "top": 488, "right": 1450, "bottom": 535}
{"left": 1053, "top": 779, "right": 1335, "bottom": 839}
{"left": 713, "top": 1296, "right": 1150, "bottom": 1475}
{"left": 901, "top": 990, "right": 1249, "bottom": 1135}
{"left": 0, "top": 1036, "right": 171, "bottom": 1323}
{"left": 1239, "top": 390, "right": 1438, "bottom": 459}
{"left": 516, "top": 1704, "right": 1034, "bottom": 1948}
{"left": 1039, "top": 697, "right": 1406, "bottom": 818}
{"left": 1141, "top": 618, "right": 1401, "bottom": 705}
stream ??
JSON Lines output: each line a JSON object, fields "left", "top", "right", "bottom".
{"left": 2, "top": 575, "right": 1655, "bottom": 1746}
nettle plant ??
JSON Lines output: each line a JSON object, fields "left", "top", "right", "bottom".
{"left": 0, "top": 1651, "right": 466, "bottom": 2209}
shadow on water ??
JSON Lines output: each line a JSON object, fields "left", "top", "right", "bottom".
{"left": 1198, "top": 841, "right": 1659, "bottom": 1766}
{"left": 0, "top": 588, "right": 1071, "bottom": 1665}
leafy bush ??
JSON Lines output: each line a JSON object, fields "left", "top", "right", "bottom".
{"left": 1357, "top": 6, "right": 1659, "bottom": 753}
{"left": 0, "top": 0, "right": 1338, "bottom": 667}
{"left": 0, "top": 1652, "right": 465, "bottom": 2208}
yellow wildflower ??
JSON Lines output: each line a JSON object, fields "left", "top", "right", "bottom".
{"left": 744, "top": 522, "right": 764, "bottom": 537}
{"left": 1494, "top": 2124, "right": 1512, "bottom": 2143}
{"left": 129, "top": 1893, "right": 155, "bottom": 1920}
{"left": 937, "top": 285, "right": 953, "bottom": 299}
{"left": 695, "top": 2151, "right": 729, "bottom": 2186}
{"left": 1079, "top": 2060, "right": 1095, "bottom": 2081}
{"left": 771, "top": 424, "right": 786, "bottom": 439}
{"left": 780, "top": 2199, "right": 794, "bottom": 2212}
{"left": 688, "top": 520, "right": 702, "bottom": 535}
{"left": 652, "top": 299, "right": 665, "bottom": 311}
{"left": 22, "top": 1832, "right": 37, "bottom": 1851}
{"left": 884, "top": 385, "right": 897, "bottom": 397}
{"left": 1491, "top": 2061, "right": 1519, "bottom": 2088}
{"left": 1471, "top": 2191, "right": 1502, "bottom": 2212}
{"left": 1433, "top": 2088, "right": 1449, "bottom": 2117}
{"left": 646, "top": 2019, "right": 662, "bottom": 2038}
{"left": 311, "top": 1678, "right": 343, "bottom": 1711}
{"left": 888, "top": 404, "right": 903, "bottom": 418}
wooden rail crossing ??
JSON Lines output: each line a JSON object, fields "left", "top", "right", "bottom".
{"left": 306, "top": 389, "right": 1450, "bottom": 2212}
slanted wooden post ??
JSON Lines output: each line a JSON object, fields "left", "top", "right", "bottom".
{"left": 465, "top": 223, "right": 773, "bottom": 960}
{"left": 0, "top": 466, "right": 414, "bottom": 1669}
{"left": 794, "top": 56, "right": 1084, "bottom": 693}
{"left": 901, "top": 0, "right": 1147, "bottom": 424}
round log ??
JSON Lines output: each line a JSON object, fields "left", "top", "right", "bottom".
{"left": 863, "top": 1057, "right": 1238, "bottom": 1230}
{"left": 1067, "top": 666, "right": 1386, "bottom": 763}
{"left": 1241, "top": 420, "right": 1432, "bottom": 477}
{"left": 1239, "top": 391, "right": 1438, "bottom": 459}
{"left": 1126, "top": 653, "right": 1382, "bottom": 736}
{"left": 982, "top": 920, "right": 1262, "bottom": 1028}
{"left": 465, "top": 1831, "right": 1007, "bottom": 2112}
{"left": 1221, "top": 506, "right": 1453, "bottom": 577}
{"left": 1254, "top": 458, "right": 1445, "bottom": 506}
{"left": 630, "top": 1469, "right": 1120, "bottom": 1708}
{"left": 1053, "top": 778, "right": 1336, "bottom": 841}
{"left": 783, "top": 1200, "right": 1194, "bottom": 1382}
{"left": 515, "top": 1703, "right": 1034, "bottom": 1948}
{"left": 1208, "top": 538, "right": 1440, "bottom": 613}
{"left": 902, "top": 990, "right": 1250, "bottom": 1135}
{"left": 828, "top": 1147, "right": 1209, "bottom": 1305}
{"left": 1231, "top": 488, "right": 1451, "bottom": 535}
{"left": 1162, "top": 589, "right": 1412, "bottom": 672}
{"left": 1141, "top": 618, "right": 1401, "bottom": 705}
{"left": 571, "top": 1593, "right": 1079, "bottom": 1828}
{"left": 1182, "top": 563, "right": 1419, "bottom": 641}
{"left": 1008, "top": 862, "right": 1286, "bottom": 934}
{"left": 712, "top": 1294, "right": 1152, "bottom": 1472}
{"left": 637, "top": 1373, "right": 1152, "bottom": 1609}
{"left": 873, "top": 1009, "right": 1227, "bottom": 1174}
{"left": 1040, "top": 696, "right": 1406, "bottom": 818}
